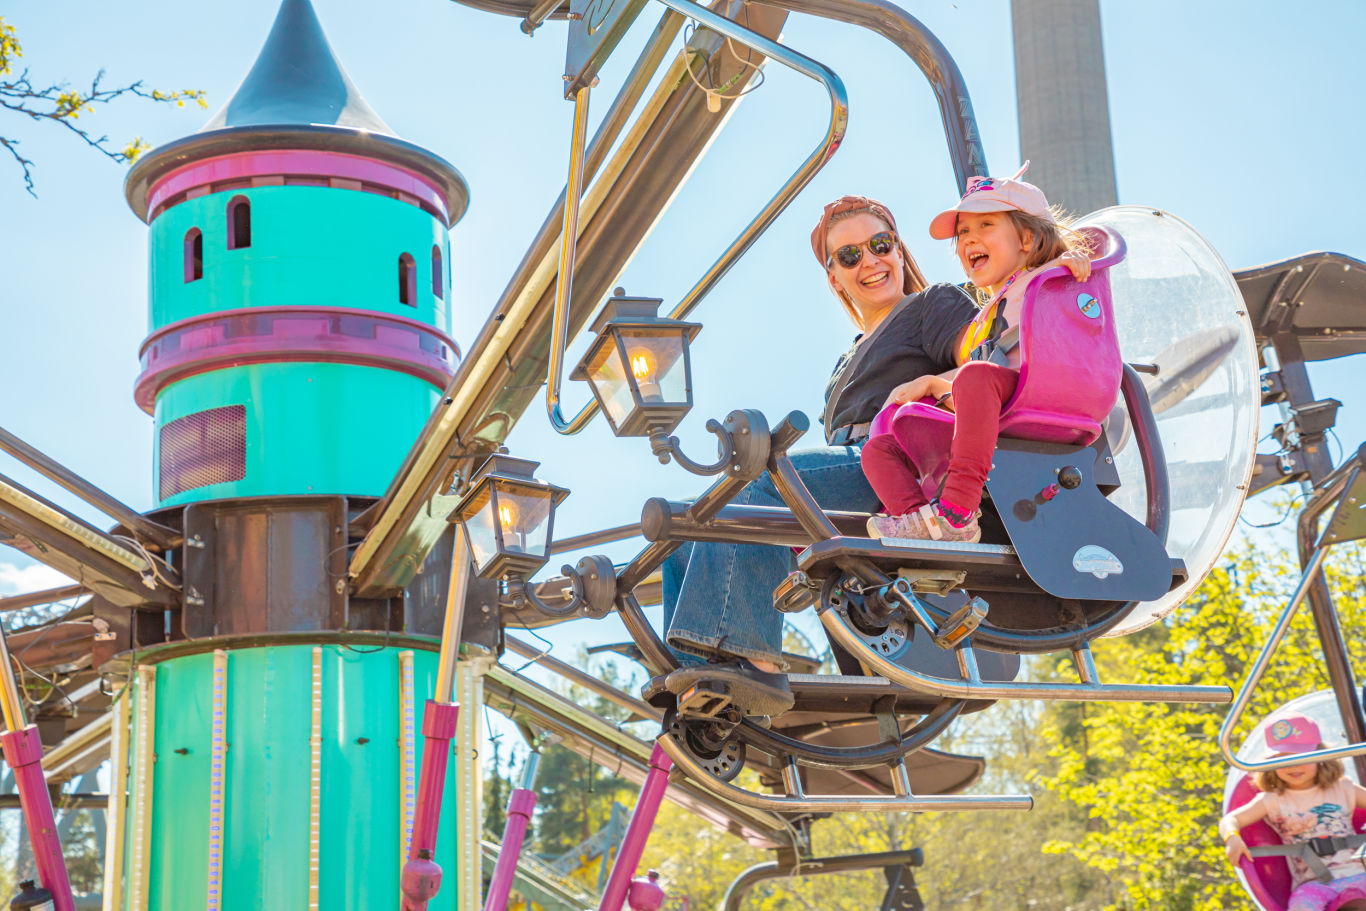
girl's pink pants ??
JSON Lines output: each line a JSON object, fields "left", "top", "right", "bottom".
{"left": 860, "top": 361, "right": 1019, "bottom": 515}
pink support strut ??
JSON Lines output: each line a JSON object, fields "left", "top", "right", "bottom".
{"left": 598, "top": 744, "right": 673, "bottom": 911}
{"left": 0, "top": 726, "right": 75, "bottom": 911}
{"left": 400, "top": 699, "right": 461, "bottom": 911}
{"left": 481, "top": 788, "right": 538, "bottom": 911}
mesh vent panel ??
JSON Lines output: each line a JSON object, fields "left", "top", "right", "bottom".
{"left": 159, "top": 405, "right": 246, "bottom": 499}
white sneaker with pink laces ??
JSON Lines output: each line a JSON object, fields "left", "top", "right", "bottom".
{"left": 866, "top": 502, "right": 981, "bottom": 543}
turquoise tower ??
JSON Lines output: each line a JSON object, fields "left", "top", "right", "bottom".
{"left": 126, "top": 0, "right": 467, "bottom": 509}
{"left": 105, "top": 3, "right": 474, "bottom": 908}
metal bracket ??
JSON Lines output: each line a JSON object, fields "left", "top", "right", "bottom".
{"left": 649, "top": 409, "right": 771, "bottom": 478}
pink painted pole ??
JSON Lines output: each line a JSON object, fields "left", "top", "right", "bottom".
{"left": 597, "top": 744, "right": 673, "bottom": 911}
{"left": 481, "top": 787, "right": 538, "bottom": 911}
{"left": 0, "top": 726, "right": 75, "bottom": 911}
{"left": 400, "top": 699, "right": 461, "bottom": 911}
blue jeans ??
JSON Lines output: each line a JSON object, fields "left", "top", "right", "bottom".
{"left": 662, "top": 446, "right": 880, "bottom": 668}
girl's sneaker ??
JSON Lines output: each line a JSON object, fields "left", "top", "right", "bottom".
{"left": 866, "top": 502, "right": 981, "bottom": 543}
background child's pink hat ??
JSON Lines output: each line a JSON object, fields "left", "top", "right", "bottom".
{"left": 1265, "top": 714, "right": 1322, "bottom": 754}
{"left": 929, "top": 161, "right": 1054, "bottom": 240}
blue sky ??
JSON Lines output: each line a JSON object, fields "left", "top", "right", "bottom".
{"left": 1, "top": 0, "right": 1363, "bottom": 649}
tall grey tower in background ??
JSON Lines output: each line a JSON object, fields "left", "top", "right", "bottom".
{"left": 1011, "top": 0, "right": 1118, "bottom": 214}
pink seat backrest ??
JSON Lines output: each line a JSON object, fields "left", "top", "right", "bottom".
{"left": 869, "top": 226, "right": 1128, "bottom": 502}
{"left": 1224, "top": 775, "right": 1366, "bottom": 910}
{"left": 995, "top": 225, "right": 1126, "bottom": 445}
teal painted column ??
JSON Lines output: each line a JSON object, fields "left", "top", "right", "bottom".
{"left": 120, "top": 644, "right": 460, "bottom": 910}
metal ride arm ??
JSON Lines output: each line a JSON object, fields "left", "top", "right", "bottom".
{"left": 0, "top": 473, "right": 181, "bottom": 608}
{"left": 545, "top": 0, "right": 848, "bottom": 433}
{"left": 0, "top": 425, "right": 179, "bottom": 550}
{"left": 350, "top": 5, "right": 796, "bottom": 596}
{"left": 1218, "top": 448, "right": 1366, "bottom": 772}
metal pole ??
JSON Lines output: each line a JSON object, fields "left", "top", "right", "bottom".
{"left": 598, "top": 745, "right": 673, "bottom": 911}
{"left": 435, "top": 525, "right": 474, "bottom": 704}
{"left": 1297, "top": 461, "right": 1366, "bottom": 780}
{"left": 546, "top": 86, "right": 596, "bottom": 434}
{"left": 1217, "top": 547, "right": 1349, "bottom": 772}
{"left": 481, "top": 751, "right": 542, "bottom": 911}
{"left": 401, "top": 524, "right": 475, "bottom": 909}
{"left": 0, "top": 626, "right": 76, "bottom": 911}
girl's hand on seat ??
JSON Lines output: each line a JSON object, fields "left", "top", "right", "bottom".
{"left": 1060, "top": 249, "right": 1091, "bottom": 282}
{"left": 885, "top": 375, "right": 951, "bottom": 408}
{"left": 1224, "top": 834, "right": 1250, "bottom": 866}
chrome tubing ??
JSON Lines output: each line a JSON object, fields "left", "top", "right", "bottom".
{"left": 752, "top": 0, "right": 986, "bottom": 191}
{"left": 655, "top": 0, "right": 848, "bottom": 321}
{"left": 1217, "top": 545, "right": 1359, "bottom": 772}
{"left": 542, "top": 0, "right": 848, "bottom": 434}
{"left": 1297, "top": 455, "right": 1366, "bottom": 779}
{"left": 819, "top": 607, "right": 1232, "bottom": 704}
{"left": 722, "top": 850, "right": 923, "bottom": 911}
{"left": 658, "top": 735, "right": 1032, "bottom": 812}
{"left": 547, "top": 85, "right": 597, "bottom": 434}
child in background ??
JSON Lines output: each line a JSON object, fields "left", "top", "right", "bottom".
{"left": 863, "top": 163, "right": 1093, "bottom": 543}
{"left": 1221, "top": 714, "right": 1366, "bottom": 910}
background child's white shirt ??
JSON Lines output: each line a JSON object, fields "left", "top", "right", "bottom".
{"left": 1263, "top": 779, "right": 1366, "bottom": 888}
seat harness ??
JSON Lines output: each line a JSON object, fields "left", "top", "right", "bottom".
{"left": 1250, "top": 834, "right": 1366, "bottom": 884}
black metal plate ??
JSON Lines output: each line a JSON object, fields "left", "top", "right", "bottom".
{"left": 984, "top": 440, "right": 1174, "bottom": 602}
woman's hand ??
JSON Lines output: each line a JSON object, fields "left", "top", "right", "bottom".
{"left": 1224, "top": 833, "right": 1251, "bottom": 866}
{"left": 1060, "top": 249, "right": 1092, "bottom": 282}
{"left": 885, "top": 375, "right": 951, "bottom": 408}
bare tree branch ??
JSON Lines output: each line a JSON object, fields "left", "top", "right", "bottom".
{"left": 0, "top": 16, "right": 206, "bottom": 196}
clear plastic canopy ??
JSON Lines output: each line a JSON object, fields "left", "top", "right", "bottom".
{"left": 1076, "top": 207, "right": 1260, "bottom": 635}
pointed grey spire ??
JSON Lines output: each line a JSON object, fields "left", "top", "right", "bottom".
{"left": 126, "top": 0, "right": 467, "bottom": 226}
{"left": 202, "top": 0, "right": 393, "bottom": 134}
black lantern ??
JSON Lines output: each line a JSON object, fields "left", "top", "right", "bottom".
{"left": 450, "top": 455, "right": 569, "bottom": 579}
{"left": 570, "top": 290, "right": 701, "bottom": 437}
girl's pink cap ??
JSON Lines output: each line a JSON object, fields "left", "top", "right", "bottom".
{"left": 928, "top": 161, "right": 1053, "bottom": 240}
{"left": 1265, "top": 714, "right": 1322, "bottom": 754}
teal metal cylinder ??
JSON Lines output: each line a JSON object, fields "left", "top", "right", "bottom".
{"left": 117, "top": 643, "right": 458, "bottom": 910}
{"left": 139, "top": 185, "right": 456, "bottom": 508}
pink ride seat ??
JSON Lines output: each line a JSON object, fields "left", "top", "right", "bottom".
{"left": 1224, "top": 774, "right": 1366, "bottom": 910}
{"left": 868, "top": 225, "right": 1127, "bottom": 503}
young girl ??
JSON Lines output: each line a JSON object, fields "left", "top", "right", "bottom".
{"left": 862, "top": 163, "right": 1093, "bottom": 542}
{"left": 1220, "top": 714, "right": 1366, "bottom": 910}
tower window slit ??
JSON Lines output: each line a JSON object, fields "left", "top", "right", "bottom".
{"left": 431, "top": 245, "right": 443, "bottom": 299}
{"left": 227, "top": 196, "right": 252, "bottom": 249}
{"left": 399, "top": 253, "right": 416, "bottom": 306}
{"left": 184, "top": 228, "right": 203, "bottom": 282}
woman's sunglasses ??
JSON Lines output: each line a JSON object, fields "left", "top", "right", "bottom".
{"left": 828, "top": 231, "right": 895, "bottom": 269}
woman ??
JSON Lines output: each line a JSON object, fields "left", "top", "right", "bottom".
{"left": 659, "top": 195, "right": 978, "bottom": 716}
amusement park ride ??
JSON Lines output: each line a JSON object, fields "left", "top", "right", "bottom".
{"left": 0, "top": 0, "right": 1363, "bottom": 909}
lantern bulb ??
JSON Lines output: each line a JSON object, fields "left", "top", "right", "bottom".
{"left": 628, "top": 348, "right": 662, "bottom": 403}
{"left": 498, "top": 501, "right": 519, "bottom": 530}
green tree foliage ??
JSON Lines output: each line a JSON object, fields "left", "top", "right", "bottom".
{"left": 1036, "top": 541, "right": 1366, "bottom": 910}
{"left": 0, "top": 15, "right": 205, "bottom": 195}
{"left": 527, "top": 657, "right": 642, "bottom": 858}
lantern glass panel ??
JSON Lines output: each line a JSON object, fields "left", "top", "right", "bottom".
{"left": 495, "top": 483, "right": 557, "bottom": 559}
{"left": 583, "top": 339, "right": 637, "bottom": 430}
{"left": 460, "top": 485, "right": 499, "bottom": 571}
{"left": 620, "top": 331, "right": 688, "bottom": 406}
